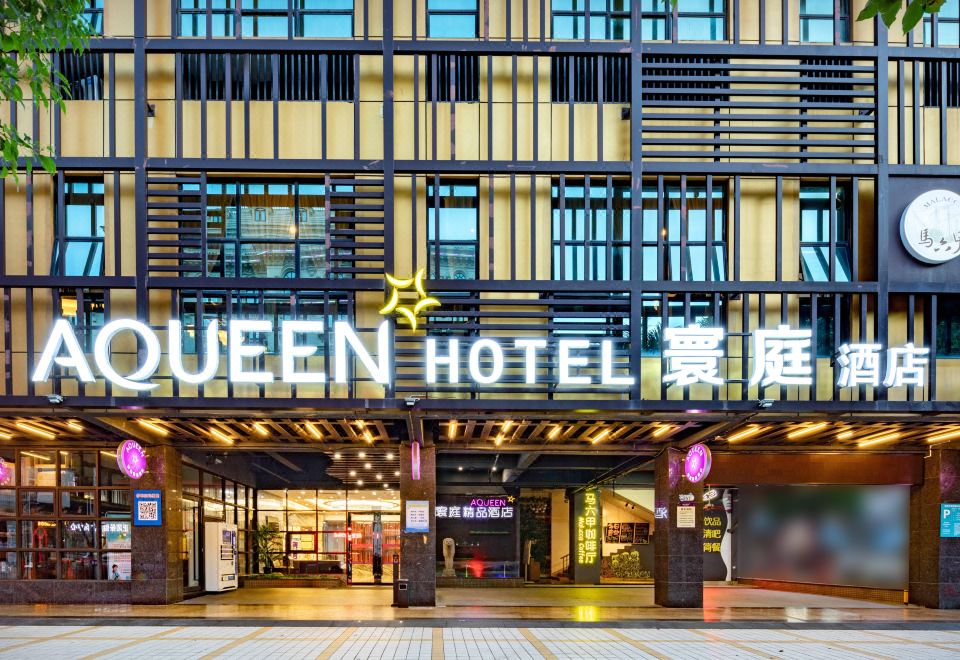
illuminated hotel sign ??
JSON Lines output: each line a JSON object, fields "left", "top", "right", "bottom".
{"left": 31, "top": 320, "right": 928, "bottom": 392}
{"left": 435, "top": 496, "right": 516, "bottom": 520}
{"left": 663, "top": 325, "right": 928, "bottom": 389}
{"left": 576, "top": 489, "right": 599, "bottom": 566}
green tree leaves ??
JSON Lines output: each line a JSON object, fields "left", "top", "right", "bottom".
{"left": 0, "top": 0, "right": 93, "bottom": 182}
{"left": 857, "top": 0, "right": 947, "bottom": 31}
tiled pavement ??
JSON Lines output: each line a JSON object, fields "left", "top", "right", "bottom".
{"left": 0, "top": 624, "right": 960, "bottom": 659}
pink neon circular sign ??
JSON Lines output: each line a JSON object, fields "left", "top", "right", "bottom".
{"left": 117, "top": 439, "right": 147, "bottom": 480}
{"left": 684, "top": 443, "right": 712, "bottom": 483}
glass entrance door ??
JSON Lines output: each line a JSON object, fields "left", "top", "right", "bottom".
{"left": 181, "top": 497, "right": 201, "bottom": 591}
{"left": 348, "top": 512, "right": 400, "bottom": 584}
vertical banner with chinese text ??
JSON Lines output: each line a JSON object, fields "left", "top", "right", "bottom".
{"left": 569, "top": 488, "right": 601, "bottom": 584}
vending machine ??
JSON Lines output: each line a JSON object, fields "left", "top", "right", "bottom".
{"left": 204, "top": 522, "right": 238, "bottom": 592}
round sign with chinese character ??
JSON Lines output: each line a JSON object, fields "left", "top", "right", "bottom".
{"left": 117, "top": 439, "right": 147, "bottom": 480}
{"left": 900, "top": 189, "right": 960, "bottom": 264}
{"left": 684, "top": 443, "right": 712, "bottom": 483}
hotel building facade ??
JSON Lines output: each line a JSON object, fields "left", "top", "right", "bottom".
{"left": 0, "top": 0, "right": 959, "bottom": 608}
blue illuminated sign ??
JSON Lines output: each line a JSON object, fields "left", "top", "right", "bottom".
{"left": 940, "top": 503, "right": 960, "bottom": 538}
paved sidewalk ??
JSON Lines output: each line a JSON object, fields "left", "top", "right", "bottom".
{"left": 2, "top": 586, "right": 956, "bottom": 625}
{"left": 1, "top": 623, "right": 960, "bottom": 659}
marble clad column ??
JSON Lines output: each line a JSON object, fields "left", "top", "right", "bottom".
{"left": 654, "top": 447, "right": 704, "bottom": 607}
{"left": 399, "top": 442, "right": 437, "bottom": 606}
{"left": 131, "top": 444, "right": 184, "bottom": 604}
{"left": 910, "top": 448, "right": 960, "bottom": 608}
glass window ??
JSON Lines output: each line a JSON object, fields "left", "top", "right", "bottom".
{"left": 182, "top": 465, "right": 201, "bottom": 495}
{"left": 427, "top": 180, "right": 479, "bottom": 280}
{"left": 203, "top": 475, "right": 224, "bottom": 501}
{"left": 102, "top": 521, "right": 132, "bottom": 581}
{"left": 258, "top": 489, "right": 286, "bottom": 510}
{"left": 298, "top": 0, "right": 354, "bottom": 37}
{"left": 21, "top": 552, "right": 57, "bottom": 579}
{"left": 61, "top": 521, "right": 97, "bottom": 548}
{"left": 21, "top": 451, "right": 56, "bottom": 487}
{"left": 0, "top": 491, "right": 14, "bottom": 517}
{"left": 241, "top": 0, "right": 288, "bottom": 37}
{"left": 924, "top": 0, "right": 960, "bottom": 46}
{"left": 99, "top": 450, "right": 130, "bottom": 487}
{"left": 641, "top": 182, "right": 727, "bottom": 282}
{"left": 427, "top": 0, "right": 478, "bottom": 38}
{"left": 799, "top": 183, "right": 852, "bottom": 282}
{"left": 179, "top": 0, "right": 237, "bottom": 37}
{"left": 641, "top": 0, "right": 726, "bottom": 41}
{"left": 936, "top": 296, "right": 960, "bottom": 357}
{"left": 800, "top": 295, "right": 850, "bottom": 358}
{"left": 22, "top": 491, "right": 56, "bottom": 517}
{"left": 552, "top": 178, "right": 630, "bottom": 280}
{"left": 82, "top": 1, "right": 104, "bottom": 35}
{"left": 640, "top": 294, "right": 722, "bottom": 356}
{"left": 800, "top": 0, "right": 851, "bottom": 43}
{"left": 0, "top": 450, "right": 14, "bottom": 487}
{"left": 61, "top": 552, "right": 98, "bottom": 579}
{"left": 552, "top": 0, "right": 630, "bottom": 39}
{"left": 0, "top": 520, "right": 15, "bottom": 547}
{"left": 61, "top": 491, "right": 96, "bottom": 517}
{"left": 204, "top": 181, "right": 336, "bottom": 278}
{"left": 0, "top": 552, "right": 14, "bottom": 579}
{"left": 52, "top": 178, "right": 105, "bottom": 276}
{"left": 60, "top": 451, "right": 96, "bottom": 487}
{"left": 22, "top": 520, "right": 57, "bottom": 548}
{"left": 100, "top": 489, "right": 132, "bottom": 516}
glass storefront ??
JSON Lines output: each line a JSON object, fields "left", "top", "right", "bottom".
{"left": 255, "top": 489, "right": 399, "bottom": 583}
{"left": 180, "top": 463, "right": 252, "bottom": 593}
{"left": 0, "top": 447, "right": 131, "bottom": 580}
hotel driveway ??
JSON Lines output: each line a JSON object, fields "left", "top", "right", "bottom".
{"left": 0, "top": 623, "right": 959, "bottom": 659}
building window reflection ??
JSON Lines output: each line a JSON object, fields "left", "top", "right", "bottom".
{"left": 427, "top": 180, "right": 479, "bottom": 280}
{"left": 641, "top": 181, "right": 727, "bottom": 282}
{"left": 799, "top": 0, "right": 851, "bottom": 43}
{"left": 641, "top": 0, "right": 727, "bottom": 42}
{"left": 799, "top": 182, "right": 852, "bottom": 283}
{"left": 551, "top": 0, "right": 630, "bottom": 40}
{"left": 551, "top": 178, "right": 630, "bottom": 281}
{"left": 52, "top": 179, "right": 105, "bottom": 277}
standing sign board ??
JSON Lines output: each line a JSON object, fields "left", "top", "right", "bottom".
{"left": 405, "top": 500, "right": 430, "bottom": 533}
{"left": 941, "top": 503, "right": 960, "bottom": 538}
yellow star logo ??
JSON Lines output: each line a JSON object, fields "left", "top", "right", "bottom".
{"left": 379, "top": 268, "right": 441, "bottom": 331}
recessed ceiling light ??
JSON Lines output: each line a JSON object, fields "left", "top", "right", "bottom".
{"left": 376, "top": 473, "right": 382, "bottom": 480}
{"left": 386, "top": 453, "right": 394, "bottom": 460}
{"left": 357, "top": 479, "right": 363, "bottom": 486}
{"left": 364, "top": 462, "right": 371, "bottom": 469}
{"left": 333, "top": 452, "right": 342, "bottom": 459}
{"left": 491, "top": 466, "right": 498, "bottom": 472}
{"left": 349, "top": 470, "right": 356, "bottom": 477}
{"left": 458, "top": 466, "right": 463, "bottom": 471}
{"left": 394, "top": 470, "right": 400, "bottom": 476}
{"left": 358, "top": 451, "right": 366, "bottom": 458}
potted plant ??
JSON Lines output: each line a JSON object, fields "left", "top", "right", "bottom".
{"left": 251, "top": 523, "right": 283, "bottom": 574}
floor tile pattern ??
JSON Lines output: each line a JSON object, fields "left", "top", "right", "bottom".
{"left": 0, "top": 624, "right": 957, "bottom": 659}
